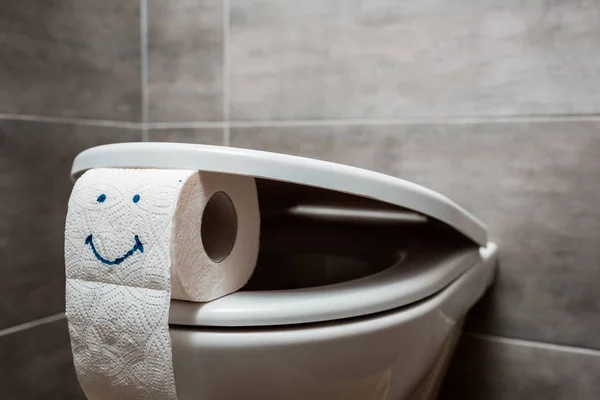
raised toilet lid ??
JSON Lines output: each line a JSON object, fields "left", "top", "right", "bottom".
{"left": 72, "top": 143, "right": 491, "bottom": 327}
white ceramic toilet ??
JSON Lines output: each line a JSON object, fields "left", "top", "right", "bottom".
{"left": 71, "top": 143, "right": 497, "bottom": 400}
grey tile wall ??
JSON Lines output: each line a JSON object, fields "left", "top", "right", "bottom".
{"left": 440, "top": 334, "right": 600, "bottom": 400}
{"left": 0, "top": 1, "right": 142, "bottom": 121}
{"left": 3, "top": 0, "right": 600, "bottom": 397}
{"left": 0, "top": 318, "right": 84, "bottom": 400}
{"left": 148, "top": 128, "right": 224, "bottom": 144}
{"left": 230, "top": 121, "right": 600, "bottom": 349}
{"left": 147, "top": 0, "right": 224, "bottom": 122}
{"left": 0, "top": 120, "right": 141, "bottom": 330}
{"left": 229, "top": 0, "right": 600, "bottom": 121}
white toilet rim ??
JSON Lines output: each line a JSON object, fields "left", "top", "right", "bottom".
{"left": 168, "top": 242, "right": 497, "bottom": 327}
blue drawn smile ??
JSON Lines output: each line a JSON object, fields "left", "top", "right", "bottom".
{"left": 85, "top": 234, "right": 144, "bottom": 266}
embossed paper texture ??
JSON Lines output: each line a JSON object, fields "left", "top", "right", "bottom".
{"left": 64, "top": 169, "right": 192, "bottom": 400}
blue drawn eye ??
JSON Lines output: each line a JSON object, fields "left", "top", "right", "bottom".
{"left": 133, "top": 194, "right": 140, "bottom": 203}
{"left": 97, "top": 194, "right": 106, "bottom": 203}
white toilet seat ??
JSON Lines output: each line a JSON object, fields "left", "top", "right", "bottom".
{"left": 72, "top": 142, "right": 496, "bottom": 328}
{"left": 169, "top": 243, "right": 496, "bottom": 327}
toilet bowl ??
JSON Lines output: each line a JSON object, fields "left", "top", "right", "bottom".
{"left": 71, "top": 143, "right": 497, "bottom": 400}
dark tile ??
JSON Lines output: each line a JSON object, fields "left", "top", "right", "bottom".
{"left": 230, "top": 0, "right": 600, "bottom": 121}
{"left": 0, "top": 318, "right": 85, "bottom": 400}
{"left": 230, "top": 121, "right": 600, "bottom": 348}
{"left": 0, "top": 0, "right": 141, "bottom": 121}
{"left": 148, "top": 0, "right": 224, "bottom": 122}
{"left": 440, "top": 334, "right": 600, "bottom": 400}
{"left": 0, "top": 121, "right": 141, "bottom": 330}
{"left": 148, "top": 128, "right": 224, "bottom": 144}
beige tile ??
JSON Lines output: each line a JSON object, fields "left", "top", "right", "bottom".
{"left": 148, "top": 0, "right": 224, "bottom": 122}
{"left": 0, "top": 121, "right": 141, "bottom": 329}
{"left": 231, "top": 121, "right": 600, "bottom": 348}
{"left": 230, "top": 0, "right": 600, "bottom": 120}
{"left": 0, "top": 0, "right": 141, "bottom": 120}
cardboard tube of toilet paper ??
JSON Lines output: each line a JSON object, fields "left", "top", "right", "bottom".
{"left": 64, "top": 168, "right": 260, "bottom": 400}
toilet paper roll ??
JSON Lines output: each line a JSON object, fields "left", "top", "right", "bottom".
{"left": 64, "top": 168, "right": 260, "bottom": 400}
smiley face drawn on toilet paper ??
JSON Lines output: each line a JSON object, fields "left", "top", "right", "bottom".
{"left": 65, "top": 169, "right": 190, "bottom": 290}
{"left": 84, "top": 193, "right": 145, "bottom": 266}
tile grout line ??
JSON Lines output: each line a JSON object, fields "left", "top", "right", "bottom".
{"left": 146, "top": 114, "right": 600, "bottom": 129}
{"left": 140, "top": 0, "right": 149, "bottom": 141}
{"left": 464, "top": 332, "right": 600, "bottom": 357}
{"left": 0, "top": 313, "right": 66, "bottom": 338}
{"left": 2, "top": 114, "right": 600, "bottom": 130}
{"left": 149, "top": 121, "right": 225, "bottom": 129}
{"left": 224, "top": 114, "right": 600, "bottom": 127}
{"left": 119, "top": 114, "right": 600, "bottom": 130}
{"left": 222, "top": 0, "right": 231, "bottom": 146}
{"left": 0, "top": 113, "right": 141, "bottom": 129}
